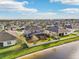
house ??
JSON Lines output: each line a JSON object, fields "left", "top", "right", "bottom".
{"left": 72, "top": 23, "right": 79, "bottom": 31}
{"left": 34, "top": 33, "right": 49, "bottom": 40}
{"left": 65, "top": 24, "right": 75, "bottom": 34}
{"left": 0, "top": 24, "right": 5, "bottom": 31}
{"left": 45, "top": 25, "right": 68, "bottom": 36}
{"left": 23, "top": 25, "right": 43, "bottom": 38}
{"left": 0, "top": 31, "right": 17, "bottom": 47}
{"left": 28, "top": 33, "right": 50, "bottom": 43}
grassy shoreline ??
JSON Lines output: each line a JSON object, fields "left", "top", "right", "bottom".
{"left": 1, "top": 36, "right": 79, "bottom": 59}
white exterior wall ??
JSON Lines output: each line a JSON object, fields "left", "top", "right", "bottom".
{"left": 3, "top": 40, "right": 17, "bottom": 47}
{"left": 66, "top": 28, "right": 75, "bottom": 35}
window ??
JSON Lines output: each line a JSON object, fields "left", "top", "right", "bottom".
{"left": 7, "top": 41, "right": 11, "bottom": 45}
{"left": 0, "top": 43, "right": 3, "bottom": 47}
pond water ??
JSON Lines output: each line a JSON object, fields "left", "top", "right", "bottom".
{"left": 17, "top": 41, "right": 79, "bottom": 59}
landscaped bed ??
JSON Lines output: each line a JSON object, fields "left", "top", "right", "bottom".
{"left": 0, "top": 35, "right": 79, "bottom": 59}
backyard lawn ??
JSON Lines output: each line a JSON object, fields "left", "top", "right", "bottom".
{"left": 28, "top": 33, "right": 77, "bottom": 46}
{"left": 0, "top": 44, "right": 21, "bottom": 54}
{"left": 60, "top": 34, "right": 77, "bottom": 39}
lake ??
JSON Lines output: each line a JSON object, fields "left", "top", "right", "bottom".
{"left": 17, "top": 41, "right": 79, "bottom": 59}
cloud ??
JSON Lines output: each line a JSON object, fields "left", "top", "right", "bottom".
{"left": 0, "top": 12, "right": 57, "bottom": 19}
{"left": 0, "top": 0, "right": 38, "bottom": 12}
{"left": 50, "top": 0, "right": 79, "bottom": 5}
{"left": 19, "top": 12, "right": 56, "bottom": 19}
{"left": 61, "top": 8, "right": 79, "bottom": 13}
{"left": 0, "top": 0, "right": 79, "bottom": 19}
{"left": 1, "top": 11, "right": 79, "bottom": 19}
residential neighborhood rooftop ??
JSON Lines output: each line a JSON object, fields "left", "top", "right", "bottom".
{"left": 0, "top": 31, "right": 17, "bottom": 42}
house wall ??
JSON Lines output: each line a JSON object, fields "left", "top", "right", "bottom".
{"left": 3, "top": 40, "right": 17, "bottom": 47}
{"left": 0, "top": 25, "right": 5, "bottom": 30}
{"left": 66, "top": 28, "right": 75, "bottom": 35}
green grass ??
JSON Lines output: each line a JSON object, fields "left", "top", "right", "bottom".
{"left": 0, "top": 44, "right": 22, "bottom": 59}
{"left": 36, "top": 37, "right": 53, "bottom": 43}
{"left": 0, "top": 44, "right": 21, "bottom": 54}
{"left": 74, "top": 30, "right": 79, "bottom": 32}
{"left": 47, "top": 37, "right": 53, "bottom": 40}
{"left": 60, "top": 34, "right": 77, "bottom": 39}
{"left": 1, "top": 36, "right": 79, "bottom": 59}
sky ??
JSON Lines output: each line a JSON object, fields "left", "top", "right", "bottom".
{"left": 0, "top": 0, "right": 79, "bottom": 19}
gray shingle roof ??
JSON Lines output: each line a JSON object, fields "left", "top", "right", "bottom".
{"left": 65, "top": 24, "right": 72, "bottom": 29}
{"left": 0, "top": 31, "right": 17, "bottom": 42}
{"left": 46, "top": 26, "right": 59, "bottom": 32}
